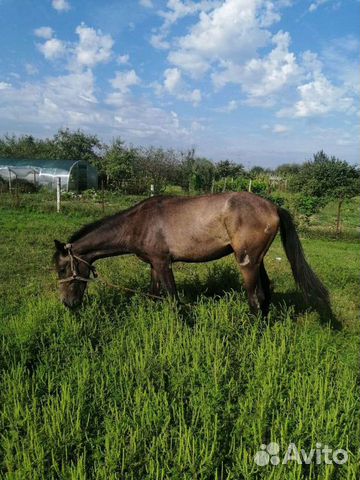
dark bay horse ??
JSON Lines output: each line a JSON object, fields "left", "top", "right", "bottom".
{"left": 54, "top": 192, "right": 329, "bottom": 315}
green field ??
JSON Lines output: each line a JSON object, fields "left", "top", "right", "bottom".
{"left": 0, "top": 194, "right": 359, "bottom": 479}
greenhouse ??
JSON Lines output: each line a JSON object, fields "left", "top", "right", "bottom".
{"left": 0, "top": 159, "right": 98, "bottom": 192}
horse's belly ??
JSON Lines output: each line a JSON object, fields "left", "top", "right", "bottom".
{"left": 171, "top": 241, "right": 233, "bottom": 263}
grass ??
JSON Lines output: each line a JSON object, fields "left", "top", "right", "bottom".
{"left": 0, "top": 192, "right": 359, "bottom": 479}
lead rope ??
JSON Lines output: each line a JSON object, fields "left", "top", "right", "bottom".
{"left": 59, "top": 244, "right": 165, "bottom": 301}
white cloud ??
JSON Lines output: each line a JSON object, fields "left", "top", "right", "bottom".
{"left": 308, "top": 0, "right": 330, "bottom": 12}
{"left": 37, "top": 38, "right": 67, "bottom": 60}
{"left": 155, "top": 67, "right": 202, "bottom": 105}
{"left": 0, "top": 82, "right": 11, "bottom": 90}
{"left": 216, "top": 99, "right": 239, "bottom": 112}
{"left": 167, "top": 0, "right": 282, "bottom": 77}
{"left": 25, "top": 63, "right": 39, "bottom": 75}
{"left": 73, "top": 24, "right": 114, "bottom": 69}
{"left": 110, "top": 70, "right": 141, "bottom": 93}
{"left": 279, "top": 73, "right": 354, "bottom": 118}
{"left": 34, "top": 26, "right": 54, "bottom": 39}
{"left": 159, "top": 0, "right": 221, "bottom": 28}
{"left": 151, "top": 1, "right": 219, "bottom": 52}
{"left": 117, "top": 54, "right": 130, "bottom": 65}
{"left": 212, "top": 30, "right": 300, "bottom": 102}
{"left": 52, "top": 0, "right": 70, "bottom": 12}
{"left": 320, "top": 36, "right": 359, "bottom": 94}
{"left": 150, "top": 34, "right": 170, "bottom": 50}
{"left": 0, "top": 68, "right": 191, "bottom": 146}
{"left": 273, "top": 124, "right": 289, "bottom": 133}
{"left": 139, "top": 0, "right": 153, "bottom": 7}
{"left": 0, "top": 70, "right": 101, "bottom": 128}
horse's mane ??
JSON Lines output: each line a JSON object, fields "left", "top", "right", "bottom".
{"left": 68, "top": 213, "right": 121, "bottom": 243}
{"left": 68, "top": 196, "right": 161, "bottom": 243}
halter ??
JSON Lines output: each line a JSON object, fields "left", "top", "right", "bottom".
{"left": 58, "top": 243, "right": 98, "bottom": 284}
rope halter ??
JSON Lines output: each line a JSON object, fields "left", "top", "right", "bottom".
{"left": 58, "top": 243, "right": 98, "bottom": 284}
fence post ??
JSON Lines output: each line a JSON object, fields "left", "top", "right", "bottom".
{"left": 150, "top": 184, "right": 154, "bottom": 197}
{"left": 101, "top": 179, "right": 105, "bottom": 213}
{"left": 248, "top": 179, "right": 252, "bottom": 192}
{"left": 8, "top": 168, "right": 12, "bottom": 193}
{"left": 57, "top": 177, "right": 61, "bottom": 213}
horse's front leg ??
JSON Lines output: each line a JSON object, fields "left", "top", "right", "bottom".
{"left": 152, "top": 259, "right": 179, "bottom": 302}
{"left": 149, "top": 266, "right": 161, "bottom": 298}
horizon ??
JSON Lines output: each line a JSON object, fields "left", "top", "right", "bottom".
{"left": 0, "top": 0, "right": 359, "bottom": 167}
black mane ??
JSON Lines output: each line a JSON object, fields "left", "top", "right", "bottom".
{"left": 68, "top": 212, "right": 122, "bottom": 243}
{"left": 68, "top": 196, "right": 157, "bottom": 243}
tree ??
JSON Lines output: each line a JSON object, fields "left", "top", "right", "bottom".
{"left": 276, "top": 163, "right": 301, "bottom": 176}
{"left": 102, "top": 138, "right": 137, "bottom": 189}
{"left": 135, "top": 146, "right": 181, "bottom": 193}
{"left": 179, "top": 150, "right": 215, "bottom": 192}
{"left": 0, "top": 134, "right": 53, "bottom": 159}
{"left": 51, "top": 128, "right": 103, "bottom": 164}
{"left": 249, "top": 166, "right": 268, "bottom": 178}
{"left": 291, "top": 151, "right": 359, "bottom": 234}
{"left": 215, "top": 160, "right": 245, "bottom": 180}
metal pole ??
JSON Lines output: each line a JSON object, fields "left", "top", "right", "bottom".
{"left": 57, "top": 177, "right": 61, "bottom": 213}
{"left": 8, "top": 168, "right": 12, "bottom": 193}
{"left": 101, "top": 179, "right": 105, "bottom": 213}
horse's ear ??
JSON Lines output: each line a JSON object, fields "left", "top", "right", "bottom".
{"left": 54, "top": 240, "right": 66, "bottom": 254}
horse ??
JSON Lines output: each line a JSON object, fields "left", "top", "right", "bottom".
{"left": 54, "top": 192, "right": 330, "bottom": 315}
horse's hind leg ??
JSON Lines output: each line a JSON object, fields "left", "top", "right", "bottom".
{"left": 238, "top": 262, "right": 263, "bottom": 315}
{"left": 233, "top": 247, "right": 268, "bottom": 316}
{"left": 259, "top": 261, "right": 271, "bottom": 316}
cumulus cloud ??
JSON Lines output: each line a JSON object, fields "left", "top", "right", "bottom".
{"left": 151, "top": 0, "right": 219, "bottom": 52}
{"left": 52, "top": 0, "right": 70, "bottom": 12}
{"left": 34, "top": 26, "right": 54, "bottom": 39}
{"left": 0, "top": 70, "right": 191, "bottom": 146}
{"left": 37, "top": 38, "right": 67, "bottom": 60}
{"left": 35, "top": 24, "right": 114, "bottom": 70}
{"left": 167, "top": 0, "right": 283, "bottom": 77}
{"left": 212, "top": 30, "right": 300, "bottom": 103}
{"left": 110, "top": 70, "right": 141, "bottom": 93}
{"left": 73, "top": 24, "right": 114, "bottom": 69}
{"left": 155, "top": 67, "right": 202, "bottom": 105}
{"left": 117, "top": 54, "right": 130, "bottom": 65}
{"left": 0, "top": 82, "right": 11, "bottom": 90}
{"left": 279, "top": 73, "right": 354, "bottom": 118}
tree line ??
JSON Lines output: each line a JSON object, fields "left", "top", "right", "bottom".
{"left": 1, "top": 128, "right": 359, "bottom": 233}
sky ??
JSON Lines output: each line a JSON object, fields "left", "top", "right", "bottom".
{"left": 0, "top": 0, "right": 358, "bottom": 167}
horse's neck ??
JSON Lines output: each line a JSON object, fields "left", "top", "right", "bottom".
{"left": 72, "top": 217, "right": 132, "bottom": 262}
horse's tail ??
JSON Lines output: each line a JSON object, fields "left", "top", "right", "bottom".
{"left": 277, "top": 207, "right": 330, "bottom": 306}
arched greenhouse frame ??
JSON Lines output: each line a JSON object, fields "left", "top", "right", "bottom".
{"left": 0, "top": 159, "right": 98, "bottom": 192}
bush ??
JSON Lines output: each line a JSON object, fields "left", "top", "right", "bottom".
{"left": 294, "top": 194, "right": 323, "bottom": 217}
{"left": 294, "top": 194, "right": 324, "bottom": 225}
{"left": 263, "top": 192, "right": 286, "bottom": 208}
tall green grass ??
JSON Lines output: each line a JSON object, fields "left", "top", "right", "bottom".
{"left": 1, "top": 295, "right": 359, "bottom": 478}
{"left": 0, "top": 197, "right": 359, "bottom": 478}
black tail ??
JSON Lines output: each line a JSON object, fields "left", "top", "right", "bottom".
{"left": 278, "top": 207, "right": 330, "bottom": 307}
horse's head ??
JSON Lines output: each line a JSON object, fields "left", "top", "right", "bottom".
{"left": 54, "top": 240, "right": 93, "bottom": 309}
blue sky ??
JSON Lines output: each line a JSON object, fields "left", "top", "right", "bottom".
{"left": 0, "top": 0, "right": 358, "bottom": 167}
